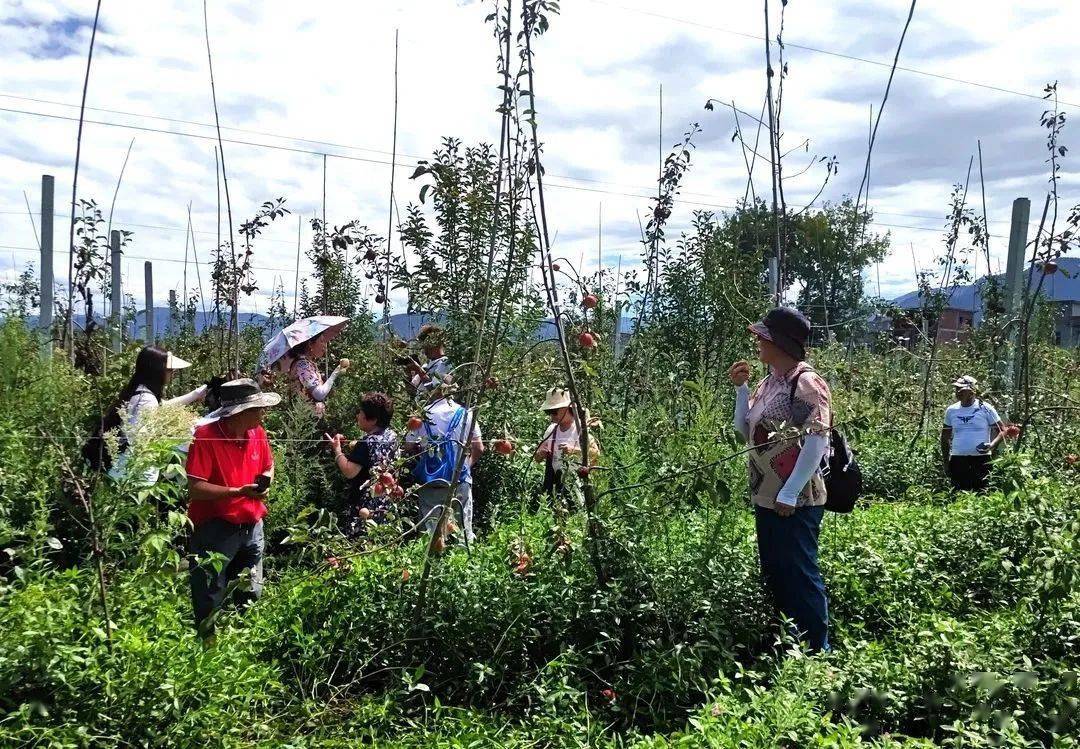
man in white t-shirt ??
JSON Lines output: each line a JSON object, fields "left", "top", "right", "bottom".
{"left": 405, "top": 396, "right": 484, "bottom": 541}
{"left": 940, "top": 375, "right": 1005, "bottom": 491}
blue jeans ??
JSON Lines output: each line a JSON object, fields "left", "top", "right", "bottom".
{"left": 189, "top": 518, "right": 264, "bottom": 633}
{"left": 754, "top": 504, "right": 829, "bottom": 652}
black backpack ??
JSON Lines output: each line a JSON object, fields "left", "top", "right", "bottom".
{"left": 81, "top": 425, "right": 113, "bottom": 472}
{"left": 789, "top": 369, "right": 862, "bottom": 513}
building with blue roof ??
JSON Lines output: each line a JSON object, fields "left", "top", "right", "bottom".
{"left": 889, "top": 256, "right": 1080, "bottom": 347}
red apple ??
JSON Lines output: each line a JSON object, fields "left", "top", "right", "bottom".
{"left": 1004, "top": 424, "right": 1021, "bottom": 439}
{"left": 373, "top": 482, "right": 386, "bottom": 496}
{"left": 1043, "top": 260, "right": 1059, "bottom": 275}
{"left": 601, "top": 688, "right": 616, "bottom": 701}
{"left": 578, "top": 332, "right": 597, "bottom": 349}
{"left": 582, "top": 294, "right": 598, "bottom": 309}
{"left": 577, "top": 465, "right": 592, "bottom": 478}
{"left": 378, "top": 471, "right": 395, "bottom": 487}
{"left": 513, "top": 553, "right": 531, "bottom": 574}
{"left": 552, "top": 263, "right": 561, "bottom": 272}
{"left": 494, "top": 439, "right": 515, "bottom": 456}
{"left": 390, "top": 484, "right": 405, "bottom": 499}
{"left": 401, "top": 568, "right": 411, "bottom": 582}
{"left": 357, "top": 507, "right": 372, "bottom": 520}
{"left": 1066, "top": 454, "right": 1078, "bottom": 467}
{"left": 484, "top": 376, "right": 499, "bottom": 390}
{"left": 407, "top": 416, "right": 423, "bottom": 431}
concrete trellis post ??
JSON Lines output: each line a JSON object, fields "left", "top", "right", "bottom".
{"left": 1003, "top": 197, "right": 1031, "bottom": 398}
{"left": 168, "top": 289, "right": 177, "bottom": 336}
{"left": 110, "top": 230, "right": 122, "bottom": 352}
{"left": 1005, "top": 198, "right": 1031, "bottom": 318}
{"left": 39, "top": 175, "right": 55, "bottom": 360}
{"left": 144, "top": 261, "right": 154, "bottom": 343}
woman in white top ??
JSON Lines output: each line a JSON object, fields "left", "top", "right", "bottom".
{"left": 533, "top": 387, "right": 599, "bottom": 501}
{"left": 106, "top": 345, "right": 207, "bottom": 484}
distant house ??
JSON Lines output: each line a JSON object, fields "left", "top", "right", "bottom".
{"left": 890, "top": 256, "right": 1080, "bottom": 347}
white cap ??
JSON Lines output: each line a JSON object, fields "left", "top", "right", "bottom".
{"left": 952, "top": 375, "right": 977, "bottom": 391}
{"left": 165, "top": 352, "right": 192, "bottom": 370}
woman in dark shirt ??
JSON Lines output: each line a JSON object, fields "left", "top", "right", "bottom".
{"left": 327, "top": 392, "right": 399, "bottom": 536}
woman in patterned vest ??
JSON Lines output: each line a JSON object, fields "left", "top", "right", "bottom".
{"left": 728, "top": 307, "right": 832, "bottom": 652}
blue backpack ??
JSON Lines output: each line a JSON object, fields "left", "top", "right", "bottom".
{"left": 412, "top": 407, "right": 466, "bottom": 486}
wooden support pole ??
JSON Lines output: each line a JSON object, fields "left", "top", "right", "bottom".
{"left": 39, "top": 175, "right": 55, "bottom": 360}
{"left": 144, "top": 261, "right": 154, "bottom": 343}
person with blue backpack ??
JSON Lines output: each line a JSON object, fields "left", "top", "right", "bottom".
{"left": 405, "top": 394, "right": 484, "bottom": 542}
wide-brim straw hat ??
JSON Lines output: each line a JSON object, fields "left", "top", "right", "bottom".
{"left": 205, "top": 378, "right": 282, "bottom": 420}
{"left": 540, "top": 387, "right": 572, "bottom": 412}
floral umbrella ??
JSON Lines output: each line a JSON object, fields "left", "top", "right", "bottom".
{"left": 260, "top": 315, "right": 349, "bottom": 369}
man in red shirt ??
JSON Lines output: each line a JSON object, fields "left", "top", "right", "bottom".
{"left": 186, "top": 378, "right": 280, "bottom": 635}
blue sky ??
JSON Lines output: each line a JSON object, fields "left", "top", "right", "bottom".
{"left": 1, "top": 0, "right": 1077, "bottom": 315}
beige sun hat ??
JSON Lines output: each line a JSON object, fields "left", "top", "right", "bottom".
{"left": 165, "top": 352, "right": 192, "bottom": 370}
{"left": 540, "top": 387, "right": 572, "bottom": 412}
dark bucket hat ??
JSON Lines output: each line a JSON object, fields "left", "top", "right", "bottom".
{"left": 748, "top": 307, "right": 811, "bottom": 361}
{"left": 205, "top": 378, "right": 282, "bottom": 420}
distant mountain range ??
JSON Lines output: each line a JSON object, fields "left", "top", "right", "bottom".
{"left": 25, "top": 310, "right": 633, "bottom": 344}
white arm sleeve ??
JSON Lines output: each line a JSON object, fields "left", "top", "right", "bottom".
{"left": 776, "top": 432, "right": 829, "bottom": 506}
{"left": 733, "top": 384, "right": 750, "bottom": 442}
{"left": 309, "top": 368, "right": 341, "bottom": 402}
{"left": 163, "top": 384, "right": 207, "bottom": 408}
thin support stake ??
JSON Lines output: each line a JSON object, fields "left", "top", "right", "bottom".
{"left": 383, "top": 28, "right": 400, "bottom": 340}
{"left": 187, "top": 204, "right": 209, "bottom": 331}
{"left": 65, "top": 0, "right": 104, "bottom": 361}
{"left": 293, "top": 212, "right": 301, "bottom": 317}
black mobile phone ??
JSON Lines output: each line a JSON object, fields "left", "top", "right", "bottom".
{"left": 254, "top": 474, "right": 271, "bottom": 493}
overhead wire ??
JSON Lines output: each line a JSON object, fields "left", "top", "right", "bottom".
{"left": 581, "top": 0, "right": 1080, "bottom": 110}
{"left": 0, "top": 105, "right": 1016, "bottom": 231}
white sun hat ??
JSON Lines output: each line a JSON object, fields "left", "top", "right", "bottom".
{"left": 540, "top": 387, "right": 572, "bottom": 412}
{"left": 165, "top": 352, "right": 192, "bottom": 370}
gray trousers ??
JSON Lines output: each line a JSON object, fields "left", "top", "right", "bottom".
{"left": 189, "top": 518, "right": 264, "bottom": 631}
{"left": 417, "top": 483, "right": 474, "bottom": 542}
